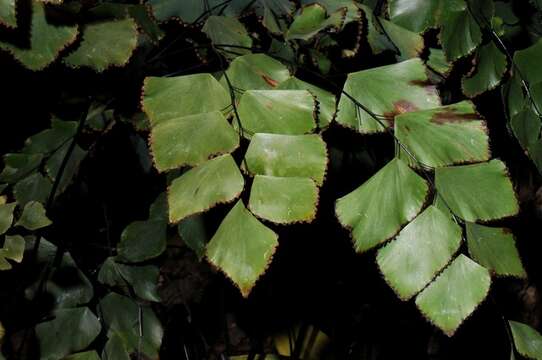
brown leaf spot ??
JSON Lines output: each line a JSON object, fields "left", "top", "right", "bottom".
{"left": 430, "top": 110, "right": 479, "bottom": 125}
{"left": 502, "top": 227, "right": 513, "bottom": 234}
{"left": 383, "top": 100, "right": 419, "bottom": 126}
{"left": 261, "top": 74, "right": 279, "bottom": 87}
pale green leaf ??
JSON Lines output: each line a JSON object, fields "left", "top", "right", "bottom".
{"left": 203, "top": 16, "right": 252, "bottom": 58}
{"left": 168, "top": 154, "right": 244, "bottom": 223}
{"left": 335, "top": 158, "right": 429, "bottom": 252}
{"left": 0, "top": 2, "right": 78, "bottom": 70}
{"left": 395, "top": 101, "right": 490, "bottom": 168}
{"left": 116, "top": 219, "right": 166, "bottom": 263}
{"left": 466, "top": 223, "right": 526, "bottom": 278}
{"left": 377, "top": 206, "right": 462, "bottom": 300}
{"left": 237, "top": 90, "right": 317, "bottom": 137}
{"left": 415, "top": 255, "right": 491, "bottom": 336}
{"left": 222, "top": 53, "right": 290, "bottom": 91}
{"left": 0, "top": 202, "right": 16, "bottom": 235}
{"left": 462, "top": 43, "right": 507, "bottom": 98}
{"left": 64, "top": 18, "right": 138, "bottom": 72}
{"left": 286, "top": 3, "right": 345, "bottom": 41}
{"left": 0, "top": 0, "right": 16, "bottom": 28}
{"left": 99, "top": 293, "right": 163, "bottom": 358}
{"left": 336, "top": 58, "right": 441, "bottom": 133}
{"left": 435, "top": 159, "right": 519, "bottom": 221}
{"left": 36, "top": 307, "right": 101, "bottom": 360}
{"left": 427, "top": 48, "right": 452, "bottom": 77}
{"left": 143, "top": 73, "right": 230, "bottom": 126}
{"left": 0, "top": 235, "right": 25, "bottom": 270}
{"left": 16, "top": 201, "right": 52, "bottom": 230}
{"left": 206, "top": 200, "right": 278, "bottom": 297}
{"left": 244, "top": 133, "right": 327, "bottom": 186}
{"left": 150, "top": 111, "right": 239, "bottom": 171}
{"left": 509, "top": 320, "right": 542, "bottom": 360}
{"left": 277, "top": 77, "right": 336, "bottom": 128}
{"left": 249, "top": 175, "right": 318, "bottom": 224}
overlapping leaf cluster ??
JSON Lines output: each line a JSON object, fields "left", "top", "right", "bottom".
{"left": 1, "top": 0, "right": 542, "bottom": 358}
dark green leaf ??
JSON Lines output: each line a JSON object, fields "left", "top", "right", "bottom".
{"left": 35, "top": 307, "right": 101, "bottom": 360}
{"left": 16, "top": 201, "right": 52, "bottom": 230}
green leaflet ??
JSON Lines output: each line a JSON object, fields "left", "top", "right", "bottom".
{"left": 16, "top": 201, "right": 52, "bottom": 230}
{"left": 14, "top": 172, "right": 52, "bottom": 206}
{"left": 387, "top": 0, "right": 441, "bottom": 33}
{"left": 248, "top": 175, "right": 318, "bottom": 224}
{"left": 0, "top": 0, "right": 16, "bottom": 28}
{"left": 103, "top": 333, "right": 130, "bottom": 360}
{"left": 23, "top": 119, "right": 77, "bottom": 154}
{"left": 150, "top": 111, "right": 239, "bottom": 171}
{"left": 510, "top": 107, "right": 542, "bottom": 172}
{"left": 515, "top": 38, "right": 542, "bottom": 85}
{"left": 148, "top": 0, "right": 226, "bottom": 23}
{"left": 395, "top": 101, "right": 490, "bottom": 168}
{"left": 237, "top": 90, "right": 317, "bottom": 137}
{"left": 203, "top": 16, "right": 252, "bottom": 58}
{"left": 64, "top": 351, "right": 101, "bottom": 360}
{"left": 377, "top": 206, "right": 462, "bottom": 300}
{"left": 178, "top": 214, "right": 208, "bottom": 259}
{"left": 462, "top": 43, "right": 507, "bottom": 98}
{"left": 222, "top": 53, "right": 290, "bottom": 91}
{"left": 435, "top": 159, "right": 519, "bottom": 221}
{"left": 99, "top": 293, "right": 163, "bottom": 358}
{"left": 415, "top": 255, "right": 491, "bottom": 336}
{"left": 509, "top": 320, "right": 542, "bottom": 360}
{"left": 36, "top": 307, "right": 101, "bottom": 360}
{"left": 286, "top": 3, "right": 345, "bottom": 41}
{"left": 143, "top": 73, "right": 230, "bottom": 126}
{"left": 98, "top": 257, "right": 160, "bottom": 302}
{"left": 45, "top": 143, "right": 86, "bottom": 195}
{"left": 0, "top": 235, "right": 25, "bottom": 270}
{"left": 427, "top": 48, "right": 452, "bottom": 77}
{"left": 336, "top": 58, "right": 441, "bottom": 133}
{"left": 168, "top": 154, "right": 244, "bottom": 223}
{"left": 360, "top": 4, "right": 424, "bottom": 61}
{"left": 277, "top": 77, "right": 336, "bottom": 128}
{"left": 29, "top": 238, "right": 94, "bottom": 308}
{"left": 335, "top": 158, "right": 429, "bottom": 253}
{"left": 466, "top": 223, "right": 526, "bottom": 278}
{"left": 206, "top": 200, "right": 278, "bottom": 297}
{"left": 388, "top": 0, "right": 482, "bottom": 61}
{"left": 0, "top": 202, "right": 16, "bottom": 235}
{"left": 116, "top": 219, "right": 166, "bottom": 263}
{"left": 0, "top": 2, "right": 78, "bottom": 71}
{"left": 0, "top": 153, "right": 43, "bottom": 184}
{"left": 243, "top": 133, "right": 327, "bottom": 186}
{"left": 439, "top": 2, "right": 482, "bottom": 62}
{"left": 64, "top": 18, "right": 138, "bottom": 72}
